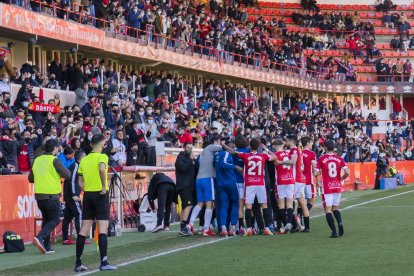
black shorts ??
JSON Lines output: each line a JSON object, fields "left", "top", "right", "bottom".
{"left": 82, "top": 192, "right": 109, "bottom": 220}
{"left": 177, "top": 189, "right": 194, "bottom": 209}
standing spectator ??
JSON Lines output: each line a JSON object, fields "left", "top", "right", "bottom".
{"left": 75, "top": 83, "right": 89, "bottom": 108}
{"left": 403, "top": 59, "right": 412, "bottom": 82}
{"left": 48, "top": 54, "right": 63, "bottom": 85}
{"left": 0, "top": 49, "right": 16, "bottom": 79}
{"left": 391, "top": 96, "right": 402, "bottom": 119}
{"left": 17, "top": 129, "right": 43, "bottom": 172}
{"left": 145, "top": 115, "right": 160, "bottom": 166}
{"left": 0, "top": 73, "right": 10, "bottom": 94}
{"left": 111, "top": 129, "right": 127, "bottom": 165}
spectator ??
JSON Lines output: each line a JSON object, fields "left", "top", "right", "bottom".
{"left": 111, "top": 129, "right": 127, "bottom": 166}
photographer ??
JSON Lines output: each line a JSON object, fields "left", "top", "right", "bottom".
{"left": 374, "top": 152, "right": 389, "bottom": 190}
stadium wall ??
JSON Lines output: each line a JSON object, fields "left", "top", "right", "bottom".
{"left": 1, "top": 160, "right": 413, "bottom": 247}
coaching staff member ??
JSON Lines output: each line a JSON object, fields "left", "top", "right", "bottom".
{"left": 29, "top": 139, "right": 71, "bottom": 254}
{"left": 74, "top": 134, "right": 117, "bottom": 272}
{"left": 175, "top": 142, "right": 196, "bottom": 237}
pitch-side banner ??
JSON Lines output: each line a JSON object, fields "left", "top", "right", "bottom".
{"left": 0, "top": 3, "right": 104, "bottom": 48}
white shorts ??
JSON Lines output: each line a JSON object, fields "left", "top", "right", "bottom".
{"left": 294, "top": 183, "right": 306, "bottom": 199}
{"left": 305, "top": 184, "right": 316, "bottom": 199}
{"left": 322, "top": 193, "right": 341, "bottom": 207}
{"left": 245, "top": 185, "right": 267, "bottom": 204}
{"left": 237, "top": 182, "right": 245, "bottom": 199}
{"left": 276, "top": 184, "right": 294, "bottom": 199}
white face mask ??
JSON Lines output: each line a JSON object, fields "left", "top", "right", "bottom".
{"left": 2, "top": 78, "right": 8, "bottom": 82}
{"left": 148, "top": 120, "right": 154, "bottom": 125}
{"left": 51, "top": 135, "right": 57, "bottom": 139}
{"left": 139, "top": 112, "right": 144, "bottom": 116}
{"left": 22, "top": 101, "right": 29, "bottom": 108}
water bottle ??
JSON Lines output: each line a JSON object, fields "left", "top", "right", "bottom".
{"left": 115, "top": 223, "right": 122, "bottom": 237}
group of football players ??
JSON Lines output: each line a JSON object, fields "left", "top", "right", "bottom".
{"left": 179, "top": 135, "right": 349, "bottom": 239}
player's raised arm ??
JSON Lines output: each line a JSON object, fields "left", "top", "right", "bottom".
{"left": 261, "top": 144, "right": 276, "bottom": 161}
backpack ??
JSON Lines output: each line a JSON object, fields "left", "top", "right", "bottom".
{"left": 3, "top": 231, "right": 25, "bottom": 253}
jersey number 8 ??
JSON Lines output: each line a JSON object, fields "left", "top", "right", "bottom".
{"left": 328, "top": 162, "right": 337, "bottom": 178}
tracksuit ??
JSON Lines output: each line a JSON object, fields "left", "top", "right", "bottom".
{"left": 214, "top": 150, "right": 239, "bottom": 229}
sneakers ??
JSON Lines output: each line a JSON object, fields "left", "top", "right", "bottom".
{"left": 330, "top": 232, "right": 340, "bottom": 238}
{"left": 221, "top": 229, "right": 228, "bottom": 237}
{"left": 246, "top": 228, "right": 254, "bottom": 236}
{"left": 100, "top": 264, "right": 118, "bottom": 271}
{"left": 163, "top": 226, "right": 170, "bottom": 231}
{"left": 277, "top": 227, "right": 286, "bottom": 235}
{"left": 301, "top": 228, "right": 311, "bottom": 233}
{"left": 152, "top": 225, "right": 164, "bottom": 233}
{"left": 239, "top": 227, "right": 246, "bottom": 236}
{"left": 62, "top": 239, "right": 76, "bottom": 245}
{"left": 33, "top": 237, "right": 46, "bottom": 254}
{"left": 74, "top": 265, "right": 88, "bottom": 272}
{"left": 202, "top": 229, "right": 217, "bottom": 237}
{"left": 85, "top": 239, "right": 91, "bottom": 244}
{"left": 45, "top": 248, "right": 55, "bottom": 254}
{"left": 284, "top": 223, "right": 293, "bottom": 233}
{"left": 178, "top": 226, "right": 191, "bottom": 237}
{"left": 263, "top": 227, "right": 273, "bottom": 236}
{"left": 339, "top": 224, "right": 344, "bottom": 236}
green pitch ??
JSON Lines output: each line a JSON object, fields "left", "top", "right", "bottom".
{"left": 1, "top": 186, "right": 414, "bottom": 275}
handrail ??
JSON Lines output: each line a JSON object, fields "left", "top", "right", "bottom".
{"left": 8, "top": 0, "right": 413, "bottom": 87}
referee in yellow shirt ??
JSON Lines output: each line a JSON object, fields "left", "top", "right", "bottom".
{"left": 74, "top": 134, "right": 117, "bottom": 272}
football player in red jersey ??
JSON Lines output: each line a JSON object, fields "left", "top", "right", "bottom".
{"left": 272, "top": 139, "right": 297, "bottom": 233}
{"left": 301, "top": 137, "right": 317, "bottom": 212}
{"left": 314, "top": 140, "right": 350, "bottom": 238}
{"left": 228, "top": 138, "right": 276, "bottom": 236}
{"left": 285, "top": 135, "right": 310, "bottom": 232}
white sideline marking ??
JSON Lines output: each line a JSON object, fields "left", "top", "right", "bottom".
{"left": 81, "top": 189, "right": 414, "bottom": 275}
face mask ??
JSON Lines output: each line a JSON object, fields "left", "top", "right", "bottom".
{"left": 185, "top": 149, "right": 192, "bottom": 155}
{"left": 4, "top": 98, "right": 10, "bottom": 105}
{"left": 22, "top": 101, "right": 29, "bottom": 108}
{"left": 61, "top": 119, "right": 67, "bottom": 124}
{"left": 68, "top": 118, "right": 73, "bottom": 123}
{"left": 162, "top": 123, "right": 168, "bottom": 127}
{"left": 25, "top": 137, "right": 31, "bottom": 143}
{"left": 51, "top": 135, "right": 57, "bottom": 140}
{"left": 148, "top": 120, "right": 154, "bottom": 125}
{"left": 2, "top": 78, "right": 8, "bottom": 82}
{"left": 157, "top": 10, "right": 161, "bottom": 15}
{"left": 19, "top": 118, "right": 24, "bottom": 123}
{"left": 146, "top": 110, "right": 152, "bottom": 115}
{"left": 139, "top": 112, "right": 144, "bottom": 116}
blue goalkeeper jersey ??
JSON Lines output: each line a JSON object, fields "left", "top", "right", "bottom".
{"left": 214, "top": 150, "right": 237, "bottom": 187}
{"left": 233, "top": 147, "right": 250, "bottom": 183}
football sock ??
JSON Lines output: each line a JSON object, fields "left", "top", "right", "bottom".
{"left": 307, "top": 203, "right": 313, "bottom": 211}
{"left": 203, "top": 209, "right": 213, "bottom": 231}
{"left": 333, "top": 210, "right": 343, "bottom": 225}
{"left": 252, "top": 206, "right": 264, "bottom": 230}
{"left": 245, "top": 209, "right": 253, "bottom": 228}
{"left": 75, "top": 235, "right": 86, "bottom": 266}
{"left": 189, "top": 205, "right": 202, "bottom": 225}
{"left": 98, "top": 234, "right": 108, "bottom": 266}
{"left": 304, "top": 216, "right": 310, "bottom": 230}
{"left": 239, "top": 218, "right": 245, "bottom": 228}
{"left": 325, "top": 213, "right": 337, "bottom": 233}
{"left": 280, "top": 209, "right": 287, "bottom": 226}
{"left": 286, "top": 208, "right": 294, "bottom": 224}
{"left": 262, "top": 208, "right": 271, "bottom": 227}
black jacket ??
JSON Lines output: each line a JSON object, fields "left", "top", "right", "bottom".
{"left": 147, "top": 173, "right": 176, "bottom": 203}
{"left": 63, "top": 162, "right": 81, "bottom": 202}
{"left": 175, "top": 151, "right": 196, "bottom": 191}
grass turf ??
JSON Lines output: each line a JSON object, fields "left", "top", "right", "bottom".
{"left": 1, "top": 186, "right": 413, "bottom": 275}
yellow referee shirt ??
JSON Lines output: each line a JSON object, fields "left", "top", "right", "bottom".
{"left": 78, "top": 152, "right": 109, "bottom": 192}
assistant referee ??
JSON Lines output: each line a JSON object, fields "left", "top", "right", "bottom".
{"left": 29, "top": 139, "right": 71, "bottom": 254}
{"left": 74, "top": 134, "right": 117, "bottom": 272}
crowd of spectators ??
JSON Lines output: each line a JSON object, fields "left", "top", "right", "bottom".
{"left": 0, "top": 50, "right": 412, "bottom": 174}
{"left": 3, "top": 0, "right": 414, "bottom": 82}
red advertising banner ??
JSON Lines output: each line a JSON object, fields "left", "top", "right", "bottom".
{"left": 0, "top": 3, "right": 104, "bottom": 48}
{"left": 28, "top": 102, "right": 61, "bottom": 113}
{"left": 0, "top": 175, "right": 40, "bottom": 247}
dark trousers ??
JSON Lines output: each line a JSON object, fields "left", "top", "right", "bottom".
{"left": 145, "top": 146, "right": 156, "bottom": 166}
{"left": 62, "top": 200, "right": 82, "bottom": 240}
{"left": 137, "top": 142, "right": 147, "bottom": 165}
{"left": 36, "top": 198, "right": 60, "bottom": 250}
{"left": 156, "top": 184, "right": 175, "bottom": 226}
